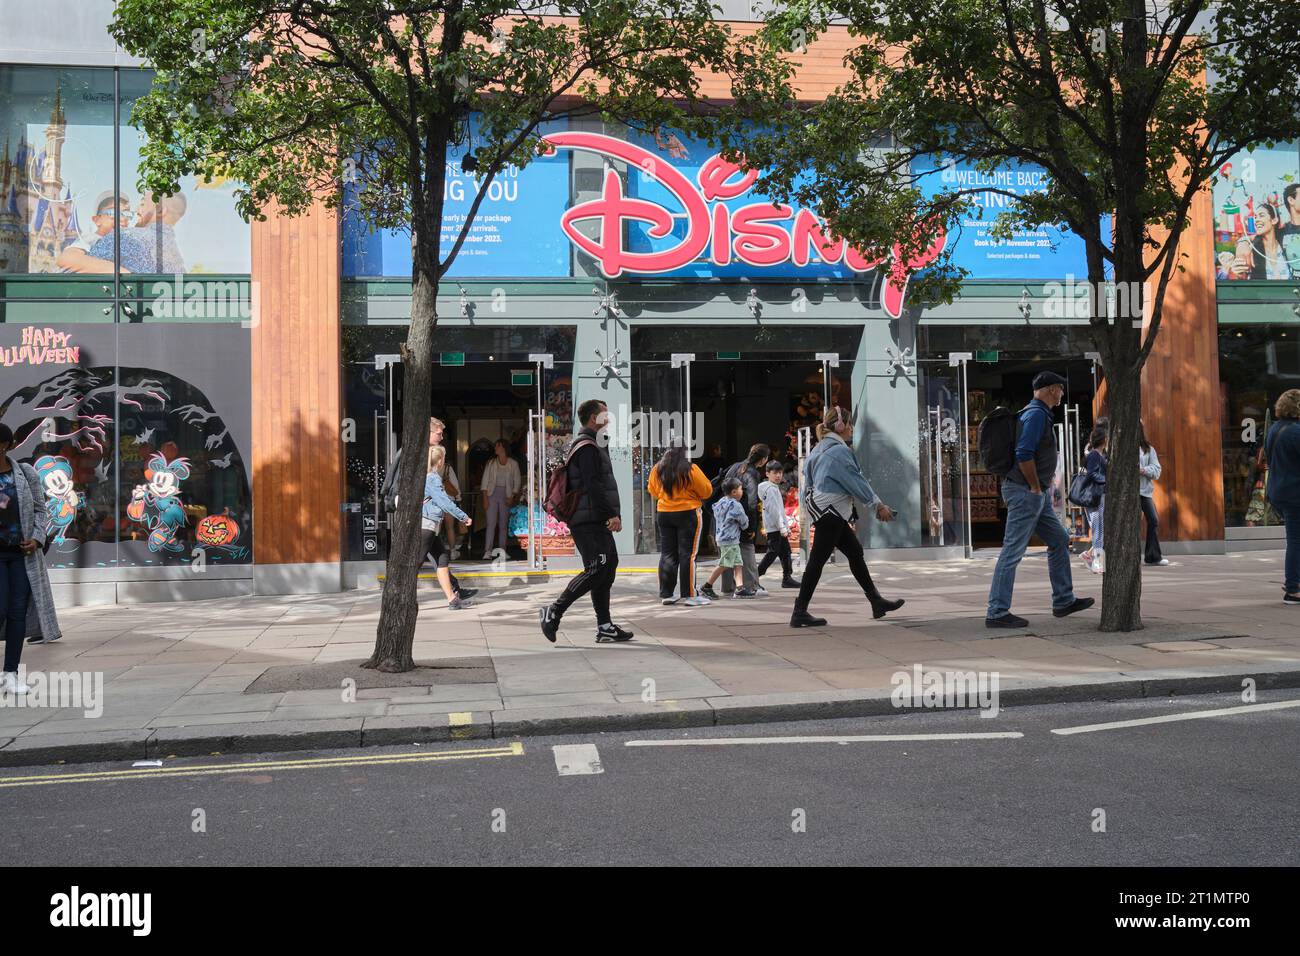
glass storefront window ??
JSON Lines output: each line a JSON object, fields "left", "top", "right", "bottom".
{"left": 1, "top": 65, "right": 115, "bottom": 292}
{"left": 1219, "top": 323, "right": 1300, "bottom": 527}
{"left": 2, "top": 65, "right": 255, "bottom": 569}
{"left": 119, "top": 70, "right": 250, "bottom": 282}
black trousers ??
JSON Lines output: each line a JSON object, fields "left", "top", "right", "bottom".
{"left": 757, "top": 533, "right": 793, "bottom": 579}
{"left": 553, "top": 522, "right": 618, "bottom": 625}
{"left": 656, "top": 509, "right": 701, "bottom": 598}
{"left": 795, "top": 512, "right": 879, "bottom": 611}
{"left": 1, "top": 553, "right": 31, "bottom": 672}
{"left": 1140, "top": 495, "right": 1163, "bottom": 564}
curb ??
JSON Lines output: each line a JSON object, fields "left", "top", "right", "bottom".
{"left": 1, "top": 667, "right": 1297, "bottom": 769}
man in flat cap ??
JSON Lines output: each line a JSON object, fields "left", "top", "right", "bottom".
{"left": 986, "top": 370, "right": 1095, "bottom": 628}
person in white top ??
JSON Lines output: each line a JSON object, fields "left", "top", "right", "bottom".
{"left": 480, "top": 439, "right": 521, "bottom": 558}
{"left": 755, "top": 460, "right": 800, "bottom": 588}
{"left": 1139, "top": 422, "right": 1169, "bottom": 566}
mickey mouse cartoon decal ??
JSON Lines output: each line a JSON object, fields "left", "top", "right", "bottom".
{"left": 33, "top": 455, "right": 83, "bottom": 547}
{"left": 127, "top": 453, "right": 191, "bottom": 553}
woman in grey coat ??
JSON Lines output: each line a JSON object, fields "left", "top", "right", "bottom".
{"left": 0, "top": 424, "right": 62, "bottom": 694}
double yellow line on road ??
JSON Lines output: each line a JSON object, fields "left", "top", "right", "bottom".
{"left": 0, "top": 742, "right": 525, "bottom": 789}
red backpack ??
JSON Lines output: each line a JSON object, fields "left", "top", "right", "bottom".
{"left": 543, "top": 437, "right": 596, "bottom": 522}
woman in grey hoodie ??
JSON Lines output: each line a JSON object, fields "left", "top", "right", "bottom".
{"left": 791, "top": 406, "right": 904, "bottom": 628}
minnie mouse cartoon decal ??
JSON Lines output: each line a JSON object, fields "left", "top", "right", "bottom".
{"left": 127, "top": 453, "right": 191, "bottom": 553}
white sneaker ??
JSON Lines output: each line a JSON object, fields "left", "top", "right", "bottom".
{"left": 755, "top": 585, "right": 769, "bottom": 596}
{"left": 683, "top": 595, "right": 711, "bottom": 607}
{"left": 1091, "top": 550, "right": 1105, "bottom": 574}
{"left": 1, "top": 671, "right": 29, "bottom": 695}
{"left": 1148, "top": 558, "right": 1170, "bottom": 567}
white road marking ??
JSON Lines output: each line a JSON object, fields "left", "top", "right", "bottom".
{"left": 553, "top": 743, "right": 604, "bottom": 775}
{"left": 625, "top": 732, "right": 1023, "bottom": 747}
{"left": 1050, "top": 699, "right": 1300, "bottom": 736}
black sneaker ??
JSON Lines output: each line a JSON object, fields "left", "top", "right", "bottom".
{"left": 986, "top": 613, "right": 1028, "bottom": 629}
{"left": 1283, "top": 593, "right": 1300, "bottom": 605}
{"left": 790, "top": 608, "right": 828, "bottom": 628}
{"left": 595, "top": 623, "right": 634, "bottom": 643}
{"left": 732, "top": 588, "right": 758, "bottom": 599}
{"left": 458, "top": 587, "right": 479, "bottom": 599}
{"left": 781, "top": 577, "right": 801, "bottom": 589}
{"left": 539, "top": 605, "right": 561, "bottom": 643}
{"left": 1052, "top": 597, "right": 1096, "bottom": 618}
{"left": 448, "top": 597, "right": 473, "bottom": 610}
{"left": 700, "top": 585, "right": 720, "bottom": 600}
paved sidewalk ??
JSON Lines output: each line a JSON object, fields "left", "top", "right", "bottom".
{"left": 2, "top": 551, "right": 1297, "bottom": 765}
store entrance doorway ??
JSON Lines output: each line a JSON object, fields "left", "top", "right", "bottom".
{"left": 386, "top": 360, "right": 535, "bottom": 562}
{"left": 630, "top": 326, "right": 865, "bottom": 556}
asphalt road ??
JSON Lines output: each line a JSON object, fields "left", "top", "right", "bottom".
{"left": 4, "top": 690, "right": 1297, "bottom": 866}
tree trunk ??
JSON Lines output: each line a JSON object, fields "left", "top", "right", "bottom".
{"left": 1097, "top": 326, "right": 1144, "bottom": 633}
{"left": 364, "top": 271, "right": 438, "bottom": 672}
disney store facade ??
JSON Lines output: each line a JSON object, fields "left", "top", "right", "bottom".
{"left": 3, "top": 10, "right": 1295, "bottom": 604}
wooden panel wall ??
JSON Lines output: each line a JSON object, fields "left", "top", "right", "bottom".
{"left": 1141, "top": 183, "right": 1225, "bottom": 542}
{"left": 700, "top": 23, "right": 858, "bottom": 100}
{"left": 250, "top": 201, "right": 344, "bottom": 565}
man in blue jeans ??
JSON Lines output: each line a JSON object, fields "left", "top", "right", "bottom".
{"left": 987, "top": 371, "right": 1096, "bottom": 628}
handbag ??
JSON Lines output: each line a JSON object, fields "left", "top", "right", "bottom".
{"left": 1067, "top": 469, "right": 1100, "bottom": 508}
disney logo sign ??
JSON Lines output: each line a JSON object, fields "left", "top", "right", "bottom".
{"left": 542, "top": 132, "right": 946, "bottom": 318}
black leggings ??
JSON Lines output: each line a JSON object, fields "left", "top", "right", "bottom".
{"left": 795, "top": 512, "right": 879, "bottom": 611}
{"left": 657, "top": 509, "right": 701, "bottom": 598}
{"left": 757, "top": 534, "right": 793, "bottom": 579}
{"left": 419, "top": 529, "right": 450, "bottom": 568}
{"left": 1140, "top": 495, "right": 1163, "bottom": 564}
{"left": 419, "top": 529, "right": 462, "bottom": 593}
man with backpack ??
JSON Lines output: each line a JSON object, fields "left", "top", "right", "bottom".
{"left": 982, "top": 371, "right": 1095, "bottom": 628}
{"left": 539, "top": 399, "right": 634, "bottom": 644}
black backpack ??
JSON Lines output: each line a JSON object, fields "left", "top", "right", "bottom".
{"left": 977, "top": 406, "right": 1020, "bottom": 476}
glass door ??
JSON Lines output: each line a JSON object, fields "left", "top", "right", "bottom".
{"left": 916, "top": 359, "right": 969, "bottom": 550}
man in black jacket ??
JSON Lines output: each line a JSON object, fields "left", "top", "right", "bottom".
{"left": 539, "top": 399, "right": 634, "bottom": 644}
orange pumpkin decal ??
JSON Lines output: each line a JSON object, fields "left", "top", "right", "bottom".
{"left": 195, "top": 512, "right": 240, "bottom": 547}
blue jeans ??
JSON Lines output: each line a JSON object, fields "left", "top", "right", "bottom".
{"left": 1087, "top": 498, "right": 1104, "bottom": 551}
{"left": 1282, "top": 506, "right": 1300, "bottom": 595}
{"left": 0, "top": 552, "right": 31, "bottom": 673}
{"left": 987, "top": 479, "right": 1076, "bottom": 619}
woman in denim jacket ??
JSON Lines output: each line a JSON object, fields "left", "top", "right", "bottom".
{"left": 423, "top": 445, "right": 473, "bottom": 610}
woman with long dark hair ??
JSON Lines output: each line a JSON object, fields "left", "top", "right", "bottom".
{"left": 1083, "top": 425, "right": 1109, "bottom": 574}
{"left": 1244, "top": 203, "right": 1292, "bottom": 280}
{"left": 1138, "top": 422, "right": 1169, "bottom": 566}
{"left": 791, "top": 406, "right": 904, "bottom": 628}
{"left": 647, "top": 443, "right": 714, "bottom": 606}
